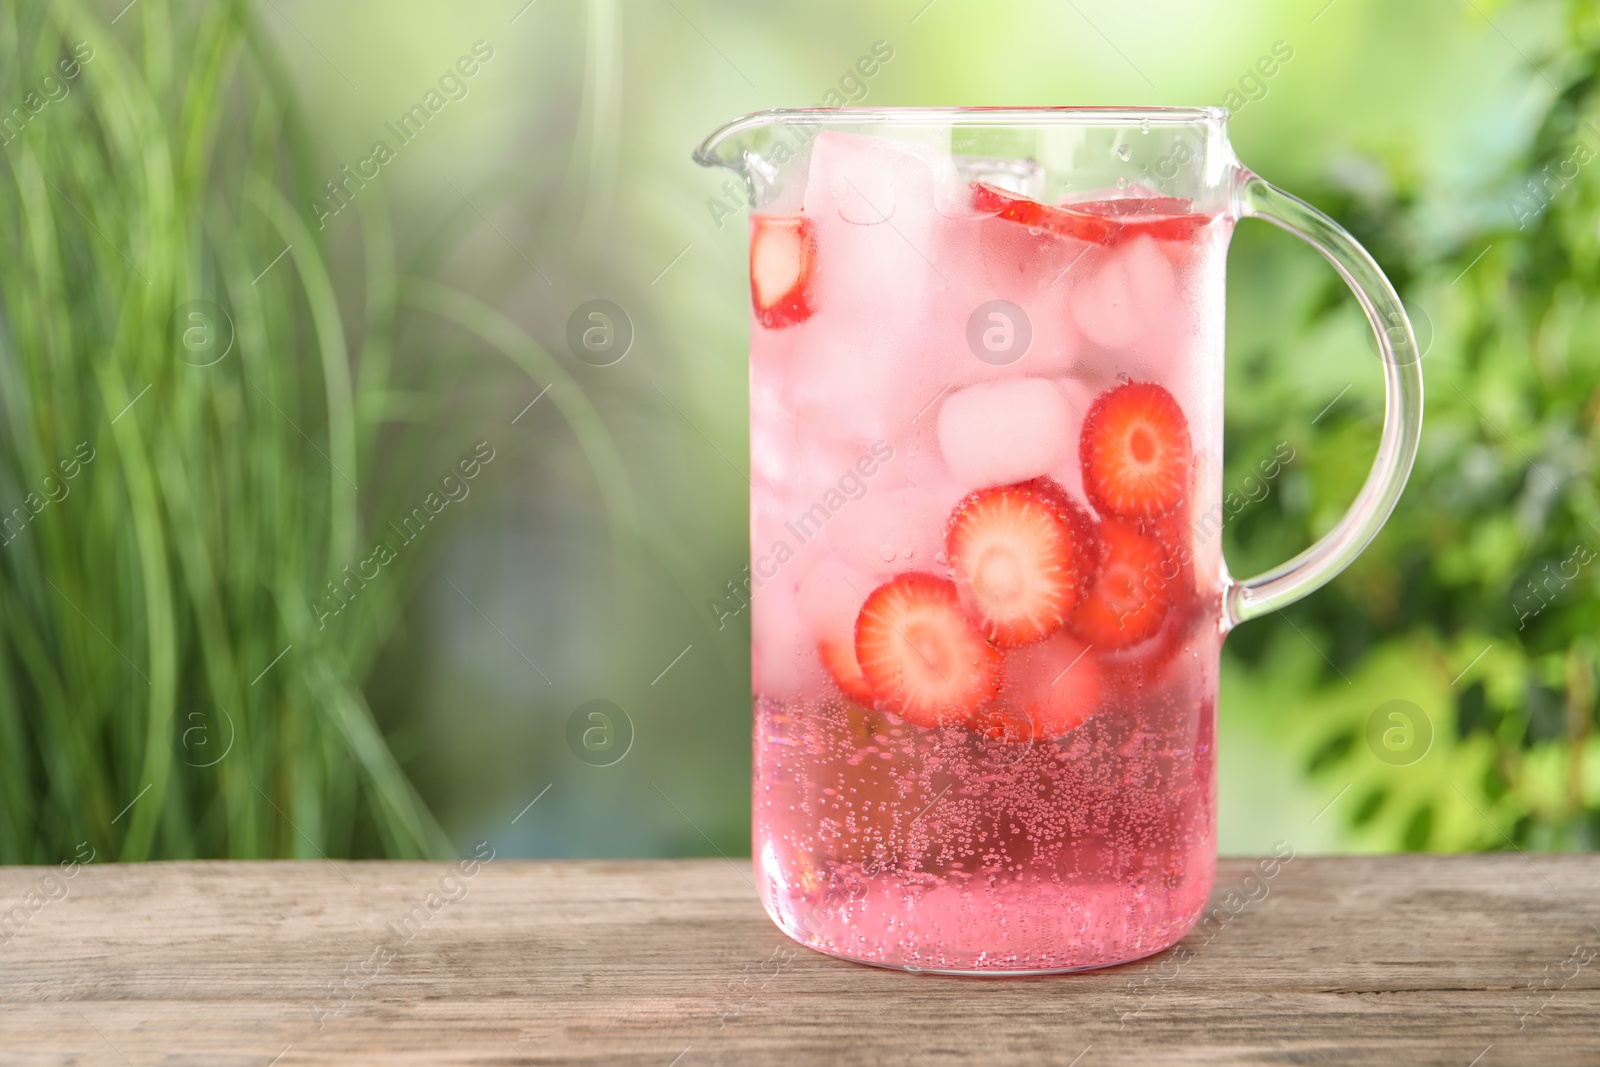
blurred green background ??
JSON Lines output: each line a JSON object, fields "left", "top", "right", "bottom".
{"left": 1, "top": 0, "right": 1596, "bottom": 862}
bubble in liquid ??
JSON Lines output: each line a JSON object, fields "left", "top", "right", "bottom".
{"left": 879, "top": 543, "right": 898, "bottom": 562}
{"left": 1116, "top": 371, "right": 1131, "bottom": 385}
{"left": 1116, "top": 144, "right": 1131, "bottom": 161}
{"left": 900, "top": 546, "right": 914, "bottom": 560}
{"left": 1139, "top": 118, "right": 1151, "bottom": 134}
{"left": 1116, "top": 176, "right": 1130, "bottom": 189}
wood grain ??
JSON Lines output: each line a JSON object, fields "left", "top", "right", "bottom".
{"left": 0, "top": 855, "right": 1596, "bottom": 1065}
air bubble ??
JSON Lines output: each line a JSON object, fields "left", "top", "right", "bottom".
{"left": 1116, "top": 176, "right": 1130, "bottom": 189}
{"left": 1115, "top": 144, "right": 1131, "bottom": 161}
{"left": 878, "top": 543, "right": 898, "bottom": 562}
{"left": 1139, "top": 118, "right": 1151, "bottom": 134}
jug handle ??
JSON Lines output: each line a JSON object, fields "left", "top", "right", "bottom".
{"left": 1222, "top": 171, "right": 1425, "bottom": 628}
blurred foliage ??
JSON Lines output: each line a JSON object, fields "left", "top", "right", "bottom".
{"left": 1221, "top": 0, "right": 1600, "bottom": 850}
{"left": 0, "top": 0, "right": 463, "bottom": 860}
{"left": 0, "top": 0, "right": 637, "bottom": 862}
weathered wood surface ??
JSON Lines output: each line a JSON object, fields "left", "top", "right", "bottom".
{"left": 0, "top": 855, "right": 1596, "bottom": 1065}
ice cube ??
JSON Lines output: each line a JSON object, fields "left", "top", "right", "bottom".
{"left": 1068, "top": 235, "right": 1178, "bottom": 351}
{"left": 784, "top": 132, "right": 963, "bottom": 440}
{"left": 802, "top": 130, "right": 960, "bottom": 225}
{"left": 936, "top": 377, "right": 1078, "bottom": 489}
{"left": 797, "top": 556, "right": 876, "bottom": 646}
{"left": 823, "top": 480, "right": 967, "bottom": 577}
{"left": 749, "top": 574, "right": 823, "bottom": 701}
{"left": 750, "top": 374, "right": 797, "bottom": 488}
{"left": 786, "top": 332, "right": 923, "bottom": 442}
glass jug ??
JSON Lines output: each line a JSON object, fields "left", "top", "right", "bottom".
{"left": 694, "top": 107, "right": 1423, "bottom": 974}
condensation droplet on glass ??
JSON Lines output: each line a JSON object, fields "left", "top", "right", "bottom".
{"left": 1115, "top": 143, "right": 1131, "bottom": 161}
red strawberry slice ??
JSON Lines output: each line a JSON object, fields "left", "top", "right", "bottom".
{"left": 1064, "top": 197, "right": 1211, "bottom": 242}
{"left": 1080, "top": 381, "right": 1192, "bottom": 520}
{"left": 749, "top": 214, "right": 816, "bottom": 329}
{"left": 946, "top": 480, "right": 1093, "bottom": 648}
{"left": 972, "top": 182, "right": 1118, "bottom": 244}
{"left": 1134, "top": 503, "right": 1196, "bottom": 607}
{"left": 1068, "top": 195, "right": 1195, "bottom": 218}
{"left": 1006, "top": 631, "right": 1105, "bottom": 737}
{"left": 854, "top": 573, "right": 1002, "bottom": 728}
{"left": 973, "top": 184, "right": 1210, "bottom": 245}
{"left": 1069, "top": 518, "right": 1171, "bottom": 649}
{"left": 818, "top": 636, "right": 875, "bottom": 705}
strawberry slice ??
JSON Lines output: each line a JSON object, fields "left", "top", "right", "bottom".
{"left": 1006, "top": 631, "right": 1105, "bottom": 737}
{"left": 1135, "top": 503, "right": 1196, "bottom": 607}
{"left": 854, "top": 573, "right": 1003, "bottom": 728}
{"left": 972, "top": 182, "right": 1117, "bottom": 244}
{"left": 1069, "top": 518, "right": 1171, "bottom": 649}
{"left": 1068, "top": 196, "right": 1195, "bottom": 217}
{"left": 749, "top": 214, "right": 816, "bottom": 329}
{"left": 818, "top": 636, "right": 875, "bottom": 705}
{"left": 972, "top": 184, "right": 1210, "bottom": 245}
{"left": 1064, "top": 197, "right": 1211, "bottom": 242}
{"left": 946, "top": 480, "right": 1093, "bottom": 648}
{"left": 1080, "top": 381, "right": 1192, "bottom": 520}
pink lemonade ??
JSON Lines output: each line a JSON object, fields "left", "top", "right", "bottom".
{"left": 748, "top": 130, "right": 1230, "bottom": 973}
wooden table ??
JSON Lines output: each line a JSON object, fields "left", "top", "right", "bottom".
{"left": 0, "top": 855, "right": 1596, "bottom": 1065}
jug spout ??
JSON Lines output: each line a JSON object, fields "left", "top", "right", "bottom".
{"left": 693, "top": 109, "right": 824, "bottom": 204}
{"left": 694, "top": 108, "right": 791, "bottom": 173}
